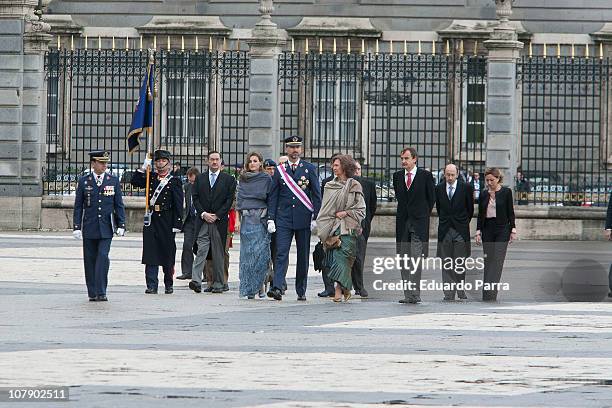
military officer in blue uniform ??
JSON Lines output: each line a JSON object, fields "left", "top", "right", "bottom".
{"left": 131, "top": 149, "right": 184, "bottom": 294}
{"left": 267, "top": 136, "right": 322, "bottom": 301}
{"left": 73, "top": 151, "right": 126, "bottom": 302}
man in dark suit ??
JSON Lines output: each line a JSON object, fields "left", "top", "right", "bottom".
{"left": 267, "top": 136, "right": 322, "bottom": 301}
{"left": 177, "top": 167, "right": 200, "bottom": 280}
{"left": 435, "top": 163, "right": 474, "bottom": 301}
{"left": 392, "top": 147, "right": 435, "bottom": 304}
{"left": 352, "top": 160, "right": 378, "bottom": 298}
{"left": 605, "top": 193, "right": 612, "bottom": 297}
{"left": 190, "top": 151, "right": 236, "bottom": 294}
{"left": 73, "top": 151, "right": 126, "bottom": 301}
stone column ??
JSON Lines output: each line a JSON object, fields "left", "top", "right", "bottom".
{"left": 245, "top": 0, "right": 287, "bottom": 161}
{"left": 0, "top": 0, "right": 51, "bottom": 229}
{"left": 484, "top": 0, "right": 523, "bottom": 190}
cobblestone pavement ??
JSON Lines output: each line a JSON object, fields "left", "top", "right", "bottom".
{"left": 0, "top": 232, "right": 611, "bottom": 407}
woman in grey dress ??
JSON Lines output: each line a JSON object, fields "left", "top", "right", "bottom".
{"left": 236, "top": 152, "right": 273, "bottom": 299}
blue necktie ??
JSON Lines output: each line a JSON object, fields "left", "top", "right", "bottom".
{"left": 448, "top": 185, "right": 454, "bottom": 200}
{"left": 210, "top": 172, "right": 217, "bottom": 188}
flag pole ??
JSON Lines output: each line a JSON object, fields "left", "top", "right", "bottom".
{"left": 144, "top": 51, "right": 155, "bottom": 215}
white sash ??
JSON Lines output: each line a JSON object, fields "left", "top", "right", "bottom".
{"left": 277, "top": 163, "right": 314, "bottom": 212}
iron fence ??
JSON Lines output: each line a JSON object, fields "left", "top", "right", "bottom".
{"left": 519, "top": 56, "right": 611, "bottom": 207}
{"left": 279, "top": 52, "right": 487, "bottom": 201}
{"left": 44, "top": 49, "right": 249, "bottom": 195}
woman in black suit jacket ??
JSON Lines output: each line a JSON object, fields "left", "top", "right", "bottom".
{"left": 475, "top": 168, "right": 517, "bottom": 301}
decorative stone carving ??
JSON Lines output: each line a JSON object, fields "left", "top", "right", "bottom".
{"left": 287, "top": 17, "right": 381, "bottom": 38}
{"left": 437, "top": 19, "right": 530, "bottom": 41}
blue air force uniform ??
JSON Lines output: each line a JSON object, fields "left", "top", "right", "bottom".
{"left": 73, "top": 151, "right": 126, "bottom": 300}
{"left": 268, "top": 136, "right": 322, "bottom": 298}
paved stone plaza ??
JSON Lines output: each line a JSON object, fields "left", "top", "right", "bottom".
{"left": 0, "top": 232, "right": 611, "bottom": 407}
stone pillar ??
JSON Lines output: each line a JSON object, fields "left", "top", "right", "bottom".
{"left": 0, "top": 0, "right": 51, "bottom": 229}
{"left": 484, "top": 0, "right": 523, "bottom": 191}
{"left": 245, "top": 0, "right": 287, "bottom": 161}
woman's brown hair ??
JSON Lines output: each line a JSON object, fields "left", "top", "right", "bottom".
{"left": 484, "top": 167, "right": 504, "bottom": 184}
{"left": 333, "top": 154, "right": 358, "bottom": 179}
{"left": 241, "top": 151, "right": 264, "bottom": 179}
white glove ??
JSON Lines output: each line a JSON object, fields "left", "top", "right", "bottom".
{"left": 310, "top": 220, "right": 317, "bottom": 232}
{"left": 73, "top": 230, "right": 82, "bottom": 240}
{"left": 116, "top": 228, "right": 125, "bottom": 237}
{"left": 141, "top": 157, "right": 152, "bottom": 171}
{"left": 267, "top": 220, "right": 276, "bottom": 234}
{"left": 172, "top": 228, "right": 181, "bottom": 233}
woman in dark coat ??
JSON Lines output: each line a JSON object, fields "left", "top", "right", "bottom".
{"left": 131, "top": 149, "right": 184, "bottom": 294}
{"left": 475, "top": 167, "right": 517, "bottom": 301}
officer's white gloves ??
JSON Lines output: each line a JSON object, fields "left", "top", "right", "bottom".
{"left": 267, "top": 220, "right": 276, "bottom": 234}
{"left": 310, "top": 220, "right": 317, "bottom": 232}
{"left": 73, "top": 230, "right": 82, "bottom": 240}
{"left": 116, "top": 228, "right": 126, "bottom": 237}
{"left": 141, "top": 157, "right": 152, "bottom": 171}
{"left": 172, "top": 228, "right": 181, "bottom": 233}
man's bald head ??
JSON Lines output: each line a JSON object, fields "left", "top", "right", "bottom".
{"left": 444, "top": 163, "right": 458, "bottom": 185}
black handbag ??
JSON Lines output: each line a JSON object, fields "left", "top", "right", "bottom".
{"left": 312, "top": 241, "right": 325, "bottom": 272}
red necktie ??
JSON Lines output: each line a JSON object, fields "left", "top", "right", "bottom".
{"left": 406, "top": 172, "right": 412, "bottom": 190}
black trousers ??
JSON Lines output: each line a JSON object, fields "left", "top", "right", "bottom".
{"left": 351, "top": 233, "right": 367, "bottom": 292}
{"left": 481, "top": 218, "right": 510, "bottom": 301}
{"left": 438, "top": 228, "right": 469, "bottom": 299}
{"left": 397, "top": 223, "right": 428, "bottom": 300}
{"left": 180, "top": 218, "right": 197, "bottom": 278}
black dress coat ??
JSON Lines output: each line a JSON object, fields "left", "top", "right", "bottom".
{"left": 392, "top": 167, "right": 435, "bottom": 244}
{"left": 131, "top": 170, "right": 184, "bottom": 267}
{"left": 353, "top": 176, "right": 378, "bottom": 240}
{"left": 435, "top": 180, "right": 474, "bottom": 255}
{"left": 476, "top": 187, "right": 516, "bottom": 231}
{"left": 192, "top": 170, "right": 236, "bottom": 245}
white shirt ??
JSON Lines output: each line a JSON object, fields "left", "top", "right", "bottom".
{"left": 446, "top": 180, "right": 458, "bottom": 199}
{"left": 288, "top": 158, "right": 301, "bottom": 169}
{"left": 404, "top": 166, "right": 417, "bottom": 188}
{"left": 93, "top": 172, "right": 104, "bottom": 186}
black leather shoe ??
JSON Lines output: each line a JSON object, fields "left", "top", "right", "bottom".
{"left": 457, "top": 290, "right": 467, "bottom": 300}
{"left": 297, "top": 295, "right": 306, "bottom": 301}
{"left": 247, "top": 294, "right": 255, "bottom": 299}
{"left": 211, "top": 288, "right": 223, "bottom": 294}
{"left": 267, "top": 287, "right": 282, "bottom": 301}
{"left": 145, "top": 288, "right": 158, "bottom": 294}
{"left": 317, "top": 290, "right": 334, "bottom": 297}
{"left": 165, "top": 287, "right": 174, "bottom": 294}
{"left": 176, "top": 274, "right": 191, "bottom": 280}
{"left": 354, "top": 290, "right": 361, "bottom": 297}
{"left": 359, "top": 289, "right": 369, "bottom": 298}
{"left": 202, "top": 287, "right": 213, "bottom": 293}
{"left": 89, "top": 297, "right": 97, "bottom": 302}
{"left": 97, "top": 295, "right": 108, "bottom": 301}
{"left": 188, "top": 281, "right": 201, "bottom": 293}
{"left": 222, "top": 284, "right": 229, "bottom": 292}
{"left": 399, "top": 297, "right": 419, "bottom": 304}
{"left": 443, "top": 295, "right": 454, "bottom": 301}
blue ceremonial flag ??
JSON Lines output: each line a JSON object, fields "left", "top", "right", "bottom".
{"left": 127, "top": 61, "right": 154, "bottom": 153}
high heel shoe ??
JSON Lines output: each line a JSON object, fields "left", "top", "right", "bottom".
{"left": 343, "top": 289, "right": 352, "bottom": 302}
